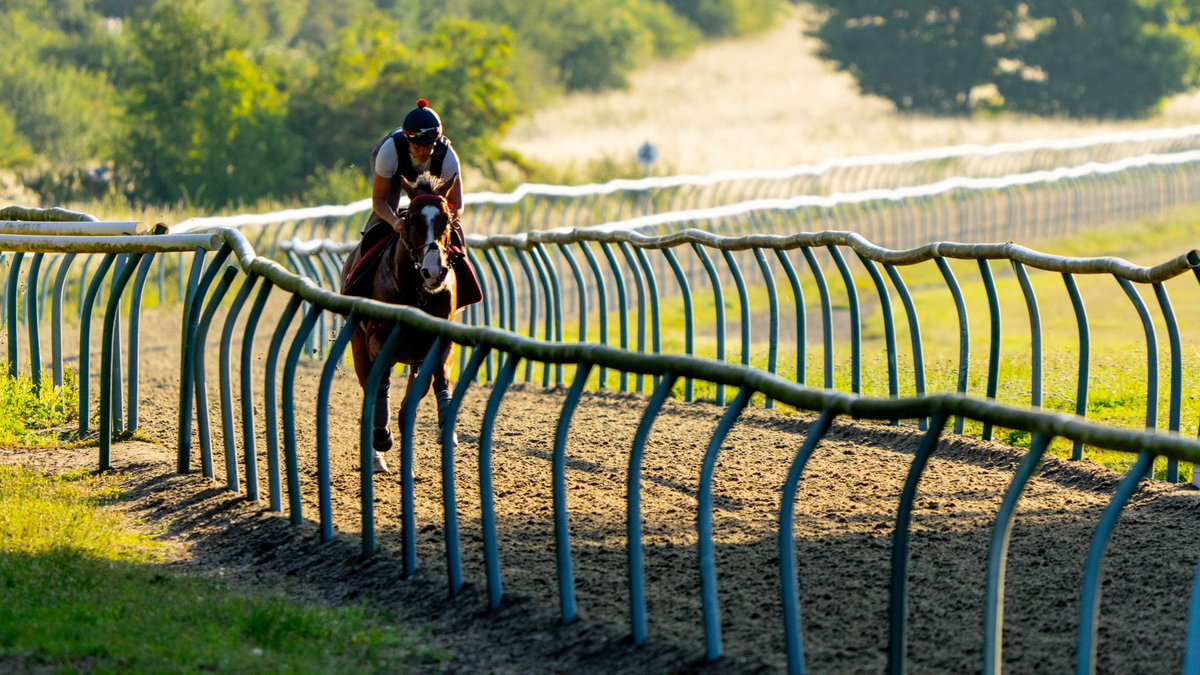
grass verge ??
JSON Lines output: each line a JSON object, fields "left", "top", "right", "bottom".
{"left": 0, "top": 466, "right": 449, "bottom": 673}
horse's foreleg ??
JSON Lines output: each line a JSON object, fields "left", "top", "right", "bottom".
{"left": 352, "top": 333, "right": 393, "bottom": 454}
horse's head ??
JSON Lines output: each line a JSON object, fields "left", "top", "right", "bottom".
{"left": 397, "top": 172, "right": 457, "bottom": 292}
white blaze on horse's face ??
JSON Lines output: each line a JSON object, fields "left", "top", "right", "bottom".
{"left": 417, "top": 204, "right": 449, "bottom": 290}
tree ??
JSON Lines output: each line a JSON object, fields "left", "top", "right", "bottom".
{"left": 996, "top": 0, "right": 1197, "bottom": 118}
{"left": 807, "top": 0, "right": 1200, "bottom": 119}
{"left": 118, "top": 0, "right": 298, "bottom": 205}
{"left": 808, "top": 0, "right": 1019, "bottom": 115}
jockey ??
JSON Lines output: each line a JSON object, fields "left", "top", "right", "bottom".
{"left": 368, "top": 98, "right": 465, "bottom": 247}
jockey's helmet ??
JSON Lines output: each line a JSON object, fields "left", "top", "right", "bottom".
{"left": 402, "top": 99, "right": 442, "bottom": 145}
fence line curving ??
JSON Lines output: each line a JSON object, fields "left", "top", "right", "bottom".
{"left": 4, "top": 208, "right": 1200, "bottom": 671}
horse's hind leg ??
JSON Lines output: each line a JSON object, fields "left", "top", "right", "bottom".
{"left": 351, "top": 333, "right": 394, "bottom": 461}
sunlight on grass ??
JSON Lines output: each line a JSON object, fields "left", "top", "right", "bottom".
{"left": 0, "top": 371, "right": 78, "bottom": 449}
{"left": 0, "top": 466, "right": 449, "bottom": 672}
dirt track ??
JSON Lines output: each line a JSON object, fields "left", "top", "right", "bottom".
{"left": 11, "top": 302, "right": 1200, "bottom": 673}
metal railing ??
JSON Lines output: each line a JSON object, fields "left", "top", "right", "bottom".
{"left": 170, "top": 127, "right": 1200, "bottom": 239}
{"left": 4, "top": 212, "right": 1200, "bottom": 672}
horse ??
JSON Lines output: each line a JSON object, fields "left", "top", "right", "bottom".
{"left": 341, "top": 172, "right": 459, "bottom": 474}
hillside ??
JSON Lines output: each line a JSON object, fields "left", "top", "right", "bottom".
{"left": 503, "top": 5, "right": 1200, "bottom": 176}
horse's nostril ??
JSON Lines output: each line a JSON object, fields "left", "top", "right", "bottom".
{"left": 421, "top": 268, "right": 431, "bottom": 279}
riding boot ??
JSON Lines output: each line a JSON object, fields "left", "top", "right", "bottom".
{"left": 436, "top": 389, "right": 458, "bottom": 447}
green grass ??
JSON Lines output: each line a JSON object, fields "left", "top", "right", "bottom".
{"left": 0, "top": 465, "right": 449, "bottom": 673}
{"left": 0, "top": 371, "right": 79, "bottom": 449}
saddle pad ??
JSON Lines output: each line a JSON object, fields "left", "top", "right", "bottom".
{"left": 450, "top": 248, "right": 483, "bottom": 309}
{"left": 341, "top": 224, "right": 397, "bottom": 297}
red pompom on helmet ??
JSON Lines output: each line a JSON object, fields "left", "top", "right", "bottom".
{"left": 402, "top": 98, "right": 442, "bottom": 145}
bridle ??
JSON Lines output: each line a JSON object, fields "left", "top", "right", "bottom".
{"left": 403, "top": 193, "right": 452, "bottom": 271}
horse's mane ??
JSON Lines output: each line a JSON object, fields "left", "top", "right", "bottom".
{"left": 411, "top": 172, "right": 443, "bottom": 195}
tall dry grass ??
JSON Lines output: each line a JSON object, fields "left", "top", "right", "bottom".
{"left": 503, "top": 5, "right": 1200, "bottom": 176}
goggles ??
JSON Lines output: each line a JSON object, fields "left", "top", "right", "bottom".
{"left": 403, "top": 127, "right": 441, "bottom": 145}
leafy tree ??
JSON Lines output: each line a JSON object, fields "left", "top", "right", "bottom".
{"left": 808, "top": 0, "right": 1019, "bottom": 115}
{"left": 660, "top": 0, "right": 784, "bottom": 37}
{"left": 997, "top": 0, "right": 1197, "bottom": 118}
{"left": 808, "top": 0, "right": 1200, "bottom": 118}
{"left": 118, "top": 0, "right": 297, "bottom": 205}
{"left": 0, "top": 107, "right": 34, "bottom": 169}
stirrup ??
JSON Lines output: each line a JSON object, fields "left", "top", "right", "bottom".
{"left": 372, "top": 452, "right": 391, "bottom": 474}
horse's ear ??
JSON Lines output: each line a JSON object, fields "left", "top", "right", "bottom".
{"left": 398, "top": 175, "right": 417, "bottom": 200}
{"left": 438, "top": 173, "right": 458, "bottom": 199}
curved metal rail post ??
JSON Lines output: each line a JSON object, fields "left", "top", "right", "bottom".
{"left": 551, "top": 362, "right": 594, "bottom": 624}
{"left": 359, "top": 323, "right": 404, "bottom": 558}
{"left": 619, "top": 242, "right": 648, "bottom": 393}
{"left": 1075, "top": 452, "right": 1155, "bottom": 675}
{"left": 176, "top": 246, "right": 226, "bottom": 470}
{"left": 577, "top": 242, "right": 610, "bottom": 388}
{"left": 398, "top": 336, "right": 448, "bottom": 578}
{"left": 699, "top": 387, "right": 753, "bottom": 661}
{"left": 240, "top": 279, "right": 274, "bottom": 502}
{"left": 800, "top": 247, "right": 835, "bottom": 389}
{"left": 627, "top": 372, "right": 678, "bottom": 644}
{"left": 533, "top": 243, "right": 564, "bottom": 386}
{"left": 193, "top": 267, "right": 238, "bottom": 479}
{"left": 1117, "top": 278, "right": 1159, "bottom": 437}
{"left": 599, "top": 242, "right": 631, "bottom": 392}
{"left": 79, "top": 253, "right": 117, "bottom": 437}
{"left": 933, "top": 258, "right": 969, "bottom": 433}
{"left": 98, "top": 253, "right": 144, "bottom": 470}
{"left": 721, "top": 250, "right": 752, "bottom": 376}
{"left": 692, "top": 242, "right": 726, "bottom": 405}
{"left": 50, "top": 253, "right": 76, "bottom": 391}
{"left": 512, "top": 247, "right": 541, "bottom": 383}
{"left": 1062, "top": 273, "right": 1090, "bottom": 461}
{"left": 467, "top": 248, "right": 495, "bottom": 380}
{"left": 1152, "top": 282, "right": 1184, "bottom": 481}
{"left": 495, "top": 246, "right": 519, "bottom": 338}
{"left": 105, "top": 256, "right": 126, "bottom": 431}
{"left": 982, "top": 433, "right": 1050, "bottom": 674}
{"left": 1012, "top": 261, "right": 1043, "bottom": 409}
{"left": 316, "top": 313, "right": 357, "bottom": 543}
{"left": 663, "top": 248, "right": 695, "bottom": 400}
{"left": 779, "top": 410, "right": 836, "bottom": 675}
{"left": 26, "top": 252, "right": 43, "bottom": 389}
{"left": 886, "top": 412, "right": 949, "bottom": 675}
{"left": 527, "top": 245, "right": 557, "bottom": 386}
{"left": 773, "top": 249, "right": 805, "bottom": 389}
{"left": 884, "top": 264, "right": 927, "bottom": 430}
{"left": 5, "top": 251, "right": 24, "bottom": 377}
{"left": 1184, "top": 556, "right": 1200, "bottom": 672}
{"left": 750, "top": 249, "right": 779, "bottom": 407}
{"left": 978, "top": 260, "right": 1002, "bottom": 441}
{"left": 827, "top": 246, "right": 862, "bottom": 394}
{"left": 480, "top": 354, "right": 519, "bottom": 608}
{"left": 125, "top": 253, "right": 156, "bottom": 433}
{"left": 263, "top": 295, "right": 304, "bottom": 512}
{"left": 481, "top": 247, "right": 508, "bottom": 333}
{"left": 634, "top": 246, "right": 662, "bottom": 387}
{"left": 557, "top": 242, "right": 587, "bottom": 345}
{"left": 218, "top": 274, "right": 260, "bottom": 491}
{"left": 857, "top": 255, "right": 899, "bottom": 403}
{"left": 440, "top": 345, "right": 489, "bottom": 596}
{"left": 282, "top": 304, "right": 323, "bottom": 525}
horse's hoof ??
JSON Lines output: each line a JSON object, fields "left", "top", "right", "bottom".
{"left": 373, "top": 452, "right": 391, "bottom": 474}
{"left": 373, "top": 428, "right": 393, "bottom": 452}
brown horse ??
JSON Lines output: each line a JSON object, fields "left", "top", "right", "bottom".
{"left": 341, "top": 172, "right": 458, "bottom": 474}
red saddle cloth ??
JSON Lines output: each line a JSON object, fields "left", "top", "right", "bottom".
{"left": 341, "top": 225, "right": 483, "bottom": 310}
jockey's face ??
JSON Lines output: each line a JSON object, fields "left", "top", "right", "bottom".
{"left": 409, "top": 142, "right": 435, "bottom": 164}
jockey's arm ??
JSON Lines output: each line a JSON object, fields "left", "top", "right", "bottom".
{"left": 372, "top": 174, "right": 401, "bottom": 229}
{"left": 448, "top": 174, "right": 464, "bottom": 216}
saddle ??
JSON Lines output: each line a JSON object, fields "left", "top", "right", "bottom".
{"left": 341, "top": 220, "right": 483, "bottom": 310}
